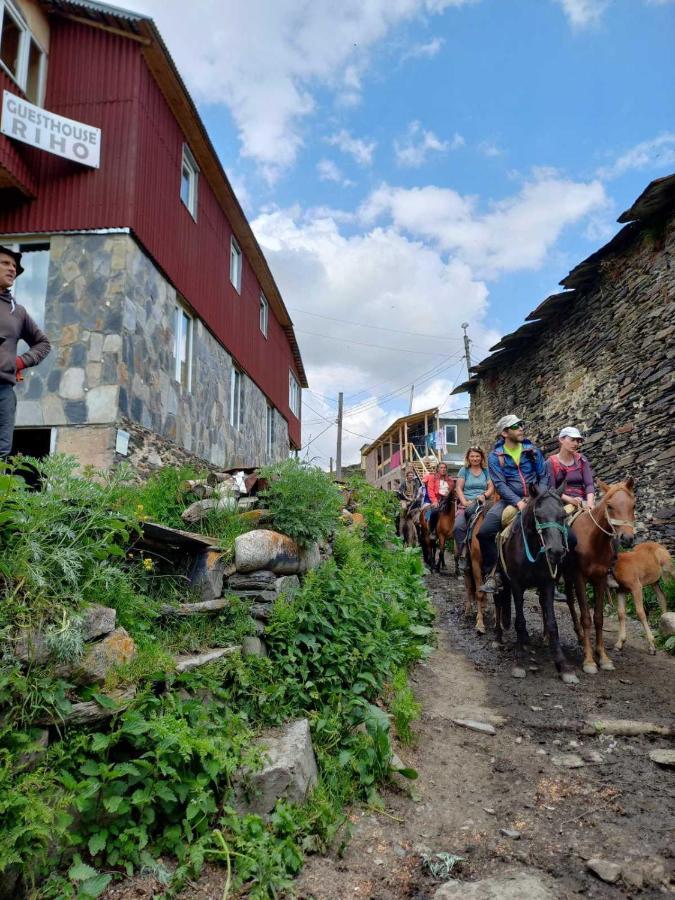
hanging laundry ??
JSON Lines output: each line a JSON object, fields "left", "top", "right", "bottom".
{"left": 391, "top": 450, "right": 401, "bottom": 468}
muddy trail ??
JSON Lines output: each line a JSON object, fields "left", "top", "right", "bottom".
{"left": 295, "top": 572, "right": 675, "bottom": 900}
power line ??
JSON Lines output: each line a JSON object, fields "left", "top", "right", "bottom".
{"left": 290, "top": 306, "right": 468, "bottom": 343}
{"left": 302, "top": 420, "right": 335, "bottom": 450}
{"left": 295, "top": 328, "right": 449, "bottom": 357}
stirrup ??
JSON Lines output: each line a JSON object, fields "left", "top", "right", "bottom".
{"left": 479, "top": 572, "right": 500, "bottom": 594}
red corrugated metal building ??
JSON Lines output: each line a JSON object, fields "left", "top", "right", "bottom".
{"left": 0, "top": 0, "right": 306, "bottom": 467}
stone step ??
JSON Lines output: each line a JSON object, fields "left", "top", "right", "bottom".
{"left": 174, "top": 645, "right": 240, "bottom": 673}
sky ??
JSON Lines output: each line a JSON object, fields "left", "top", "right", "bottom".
{"left": 132, "top": 0, "right": 675, "bottom": 467}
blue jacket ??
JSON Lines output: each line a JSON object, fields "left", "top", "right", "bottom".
{"left": 488, "top": 438, "right": 550, "bottom": 507}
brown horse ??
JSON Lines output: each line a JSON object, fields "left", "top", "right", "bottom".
{"left": 563, "top": 478, "right": 636, "bottom": 674}
{"left": 463, "top": 501, "right": 500, "bottom": 635}
{"left": 434, "top": 492, "right": 457, "bottom": 574}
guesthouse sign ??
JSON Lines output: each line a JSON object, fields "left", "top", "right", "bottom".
{"left": 1, "top": 91, "right": 101, "bottom": 168}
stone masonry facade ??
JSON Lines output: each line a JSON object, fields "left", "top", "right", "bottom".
{"left": 14, "top": 232, "right": 291, "bottom": 471}
{"left": 467, "top": 209, "right": 674, "bottom": 549}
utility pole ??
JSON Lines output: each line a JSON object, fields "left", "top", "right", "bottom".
{"left": 461, "top": 322, "right": 472, "bottom": 376}
{"left": 335, "top": 392, "right": 343, "bottom": 481}
{"left": 408, "top": 383, "right": 415, "bottom": 414}
{"left": 329, "top": 456, "right": 333, "bottom": 476}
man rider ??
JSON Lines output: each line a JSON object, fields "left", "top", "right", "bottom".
{"left": 478, "top": 414, "right": 550, "bottom": 593}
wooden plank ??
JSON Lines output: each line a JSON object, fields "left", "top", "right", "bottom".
{"left": 160, "top": 597, "right": 231, "bottom": 617}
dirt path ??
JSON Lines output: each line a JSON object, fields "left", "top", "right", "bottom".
{"left": 295, "top": 573, "right": 675, "bottom": 899}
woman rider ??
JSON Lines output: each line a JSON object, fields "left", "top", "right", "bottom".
{"left": 546, "top": 425, "right": 598, "bottom": 596}
{"left": 423, "top": 462, "right": 454, "bottom": 538}
{"left": 454, "top": 446, "right": 494, "bottom": 572}
{"left": 546, "top": 426, "right": 596, "bottom": 510}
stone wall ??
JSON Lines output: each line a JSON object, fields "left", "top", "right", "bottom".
{"left": 468, "top": 215, "right": 675, "bottom": 548}
{"left": 14, "top": 231, "right": 291, "bottom": 471}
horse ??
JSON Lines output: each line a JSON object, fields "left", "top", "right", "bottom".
{"left": 464, "top": 500, "right": 495, "bottom": 635}
{"left": 399, "top": 497, "right": 422, "bottom": 549}
{"left": 562, "top": 478, "right": 636, "bottom": 674}
{"left": 434, "top": 492, "right": 457, "bottom": 574}
{"left": 418, "top": 507, "right": 436, "bottom": 569}
{"left": 613, "top": 541, "right": 673, "bottom": 655}
{"left": 494, "top": 483, "right": 577, "bottom": 683}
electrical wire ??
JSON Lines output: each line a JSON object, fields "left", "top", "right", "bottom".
{"left": 295, "top": 328, "right": 449, "bottom": 357}
{"left": 289, "top": 306, "right": 468, "bottom": 343}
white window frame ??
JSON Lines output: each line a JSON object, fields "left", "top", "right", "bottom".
{"left": 266, "top": 405, "right": 274, "bottom": 456}
{"left": 173, "top": 304, "right": 193, "bottom": 391}
{"left": 180, "top": 144, "right": 199, "bottom": 219}
{"left": 230, "top": 236, "right": 242, "bottom": 293}
{"left": 0, "top": 0, "right": 47, "bottom": 105}
{"left": 289, "top": 371, "right": 300, "bottom": 419}
{"left": 230, "top": 367, "right": 244, "bottom": 430}
{"left": 259, "top": 292, "right": 268, "bottom": 337}
{"left": 445, "top": 424, "right": 458, "bottom": 446}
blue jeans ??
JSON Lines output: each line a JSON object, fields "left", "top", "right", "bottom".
{"left": 0, "top": 383, "right": 16, "bottom": 459}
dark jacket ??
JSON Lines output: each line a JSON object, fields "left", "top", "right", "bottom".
{"left": 0, "top": 291, "right": 51, "bottom": 385}
{"left": 488, "top": 438, "right": 550, "bottom": 506}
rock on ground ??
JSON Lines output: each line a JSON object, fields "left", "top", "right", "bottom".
{"left": 434, "top": 873, "right": 556, "bottom": 899}
{"left": 234, "top": 718, "right": 318, "bottom": 817}
{"left": 659, "top": 611, "right": 675, "bottom": 637}
{"left": 189, "top": 549, "right": 226, "bottom": 602}
{"left": 81, "top": 604, "right": 116, "bottom": 641}
{"left": 235, "top": 530, "right": 302, "bottom": 574}
{"left": 649, "top": 748, "right": 675, "bottom": 767}
{"left": 74, "top": 628, "right": 136, "bottom": 685}
{"left": 586, "top": 858, "right": 623, "bottom": 884}
{"left": 241, "top": 636, "right": 267, "bottom": 657}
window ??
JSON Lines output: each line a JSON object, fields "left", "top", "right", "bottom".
{"left": 266, "top": 405, "right": 274, "bottom": 455}
{"left": 0, "top": 1, "right": 47, "bottom": 105}
{"left": 445, "top": 424, "right": 458, "bottom": 446}
{"left": 230, "top": 237, "right": 242, "bottom": 293}
{"left": 230, "top": 368, "right": 244, "bottom": 430}
{"left": 259, "top": 292, "right": 268, "bottom": 337}
{"left": 6, "top": 241, "right": 49, "bottom": 332}
{"left": 289, "top": 371, "right": 300, "bottom": 418}
{"left": 180, "top": 144, "right": 198, "bottom": 218}
{"left": 174, "top": 305, "right": 192, "bottom": 390}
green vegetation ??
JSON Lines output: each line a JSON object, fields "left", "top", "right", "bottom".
{"left": 259, "top": 458, "right": 343, "bottom": 546}
{"left": 0, "top": 460, "right": 431, "bottom": 897}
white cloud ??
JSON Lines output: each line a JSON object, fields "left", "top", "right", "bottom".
{"left": 316, "top": 159, "right": 354, "bottom": 186}
{"left": 252, "top": 206, "right": 495, "bottom": 466}
{"left": 477, "top": 140, "right": 503, "bottom": 158}
{"left": 596, "top": 133, "right": 675, "bottom": 180}
{"left": 554, "top": 0, "right": 610, "bottom": 27}
{"left": 401, "top": 36, "right": 445, "bottom": 61}
{"left": 361, "top": 169, "right": 607, "bottom": 278}
{"left": 394, "top": 121, "right": 458, "bottom": 167}
{"left": 327, "top": 129, "right": 377, "bottom": 166}
{"left": 131, "top": 0, "right": 474, "bottom": 175}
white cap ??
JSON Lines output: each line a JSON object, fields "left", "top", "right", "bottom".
{"left": 559, "top": 426, "right": 583, "bottom": 440}
{"left": 496, "top": 414, "right": 522, "bottom": 432}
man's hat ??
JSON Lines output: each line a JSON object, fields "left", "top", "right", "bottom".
{"left": 496, "top": 414, "right": 523, "bottom": 433}
{"left": 0, "top": 246, "right": 24, "bottom": 276}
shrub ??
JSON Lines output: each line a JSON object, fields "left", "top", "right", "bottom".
{"left": 259, "top": 459, "right": 342, "bottom": 546}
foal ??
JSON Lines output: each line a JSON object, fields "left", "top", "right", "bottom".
{"left": 497, "top": 484, "right": 576, "bottom": 683}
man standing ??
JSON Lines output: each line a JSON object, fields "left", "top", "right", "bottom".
{"left": 0, "top": 246, "right": 51, "bottom": 459}
{"left": 477, "top": 414, "right": 550, "bottom": 593}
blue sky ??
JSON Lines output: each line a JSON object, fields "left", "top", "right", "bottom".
{"left": 136, "top": 0, "right": 675, "bottom": 465}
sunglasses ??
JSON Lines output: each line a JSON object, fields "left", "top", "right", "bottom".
{"left": 508, "top": 421, "right": 524, "bottom": 430}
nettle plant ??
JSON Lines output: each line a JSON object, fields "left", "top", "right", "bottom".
{"left": 259, "top": 459, "right": 343, "bottom": 547}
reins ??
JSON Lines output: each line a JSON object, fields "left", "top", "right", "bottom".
{"left": 518, "top": 506, "right": 569, "bottom": 579}
{"left": 584, "top": 500, "right": 634, "bottom": 538}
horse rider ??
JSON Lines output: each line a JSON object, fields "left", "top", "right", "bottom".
{"left": 423, "top": 461, "right": 454, "bottom": 538}
{"left": 546, "top": 426, "right": 596, "bottom": 510}
{"left": 396, "top": 467, "right": 423, "bottom": 535}
{"left": 478, "top": 415, "right": 550, "bottom": 594}
{"left": 455, "top": 445, "right": 494, "bottom": 573}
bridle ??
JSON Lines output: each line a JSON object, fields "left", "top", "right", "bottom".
{"left": 519, "top": 503, "right": 569, "bottom": 579}
{"left": 585, "top": 496, "right": 634, "bottom": 538}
